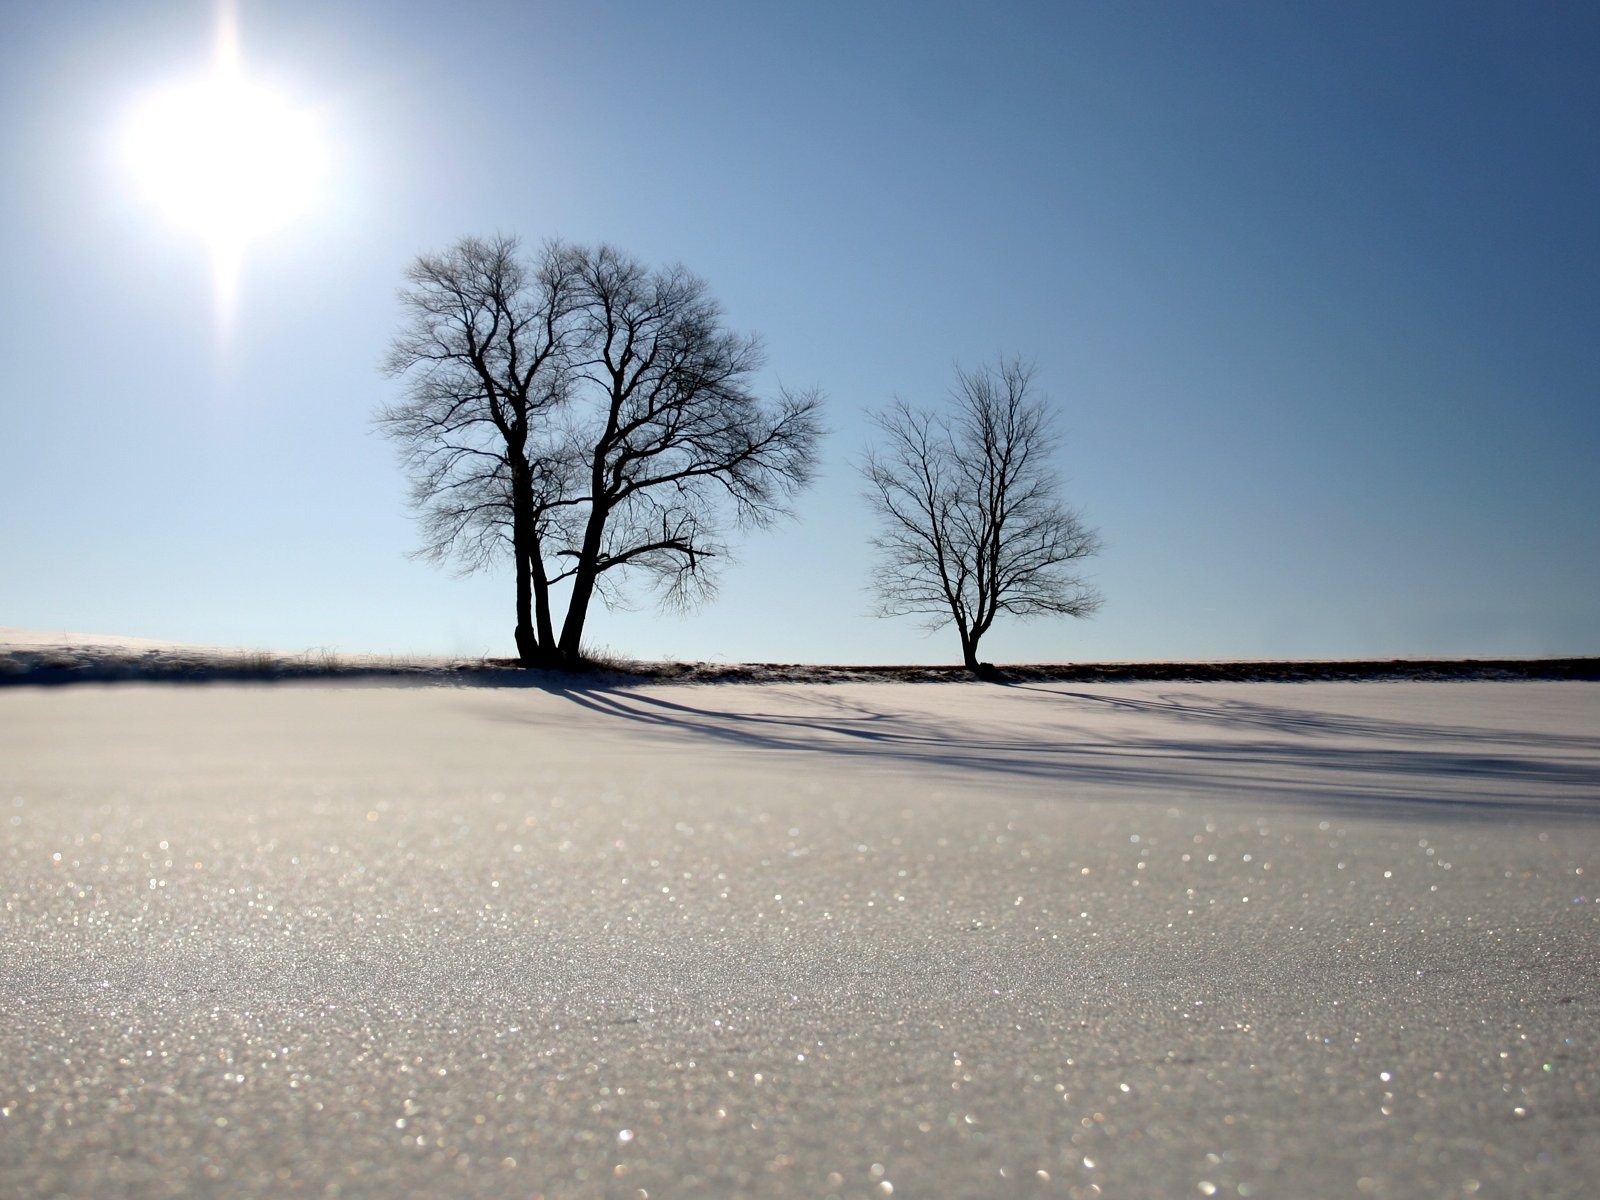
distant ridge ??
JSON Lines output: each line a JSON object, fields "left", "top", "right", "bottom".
{"left": 1, "top": 633, "right": 1595, "bottom": 687}
{"left": 602, "top": 657, "right": 1600, "bottom": 684}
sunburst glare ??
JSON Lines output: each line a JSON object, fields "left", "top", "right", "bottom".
{"left": 121, "top": 3, "right": 324, "bottom": 328}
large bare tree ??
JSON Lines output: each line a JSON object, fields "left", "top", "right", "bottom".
{"left": 862, "top": 357, "right": 1101, "bottom": 672}
{"left": 380, "top": 236, "right": 822, "bottom": 668}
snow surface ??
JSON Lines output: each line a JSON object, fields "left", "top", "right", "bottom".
{"left": 0, "top": 627, "right": 192, "bottom": 648}
{"left": 3, "top": 668, "right": 1598, "bottom": 1197}
{"left": 0, "top": 627, "right": 468, "bottom": 683}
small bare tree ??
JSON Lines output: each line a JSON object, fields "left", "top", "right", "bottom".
{"left": 379, "top": 235, "right": 822, "bottom": 669}
{"left": 862, "top": 357, "right": 1101, "bottom": 672}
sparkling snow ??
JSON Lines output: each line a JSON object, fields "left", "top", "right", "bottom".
{"left": 3, "top": 672, "right": 1597, "bottom": 1197}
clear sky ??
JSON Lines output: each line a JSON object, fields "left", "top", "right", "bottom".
{"left": 2, "top": 0, "right": 1596, "bottom": 664}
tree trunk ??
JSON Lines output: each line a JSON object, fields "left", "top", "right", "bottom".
{"left": 557, "top": 561, "right": 599, "bottom": 666}
{"left": 530, "top": 547, "right": 556, "bottom": 657}
{"left": 513, "top": 548, "right": 539, "bottom": 667}
{"left": 509, "top": 464, "right": 552, "bottom": 668}
{"left": 557, "top": 501, "right": 610, "bottom": 667}
{"left": 958, "top": 626, "right": 980, "bottom": 672}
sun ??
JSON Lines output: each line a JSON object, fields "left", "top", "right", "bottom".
{"left": 122, "top": 5, "right": 325, "bottom": 320}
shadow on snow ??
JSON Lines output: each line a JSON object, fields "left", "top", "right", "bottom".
{"left": 514, "top": 679, "right": 1600, "bottom": 822}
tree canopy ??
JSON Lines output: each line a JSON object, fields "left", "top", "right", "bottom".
{"left": 379, "top": 235, "right": 822, "bottom": 667}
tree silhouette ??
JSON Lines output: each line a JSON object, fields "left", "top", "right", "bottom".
{"left": 863, "top": 357, "right": 1100, "bottom": 672}
{"left": 380, "top": 236, "right": 822, "bottom": 667}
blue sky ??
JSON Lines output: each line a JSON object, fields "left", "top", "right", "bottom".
{"left": 2, "top": 0, "right": 1596, "bottom": 663}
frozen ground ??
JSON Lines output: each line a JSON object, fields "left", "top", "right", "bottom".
{"left": 5, "top": 627, "right": 1595, "bottom": 686}
{"left": 0, "top": 628, "right": 471, "bottom": 685}
{"left": 2, "top": 672, "right": 1598, "bottom": 1198}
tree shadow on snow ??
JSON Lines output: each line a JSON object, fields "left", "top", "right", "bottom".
{"left": 517, "top": 680, "right": 1600, "bottom": 822}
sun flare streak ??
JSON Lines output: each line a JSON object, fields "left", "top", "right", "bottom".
{"left": 121, "top": 3, "right": 325, "bottom": 327}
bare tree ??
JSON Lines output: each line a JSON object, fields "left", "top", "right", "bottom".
{"left": 379, "top": 236, "right": 822, "bottom": 669}
{"left": 862, "top": 357, "right": 1101, "bottom": 672}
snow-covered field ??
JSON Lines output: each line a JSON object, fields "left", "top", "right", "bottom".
{"left": 2, "top": 644, "right": 1598, "bottom": 1197}
{"left": 0, "top": 627, "right": 472, "bottom": 682}
{"left": 7, "top": 627, "right": 1596, "bottom": 687}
